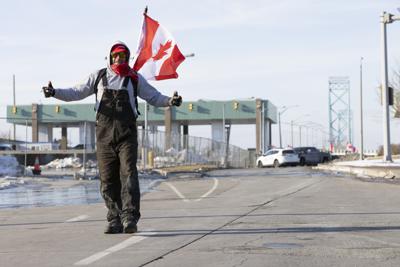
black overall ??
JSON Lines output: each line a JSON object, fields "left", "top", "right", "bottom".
{"left": 96, "top": 76, "right": 140, "bottom": 224}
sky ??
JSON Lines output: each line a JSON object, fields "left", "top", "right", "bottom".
{"left": 2, "top": 0, "right": 400, "bottom": 151}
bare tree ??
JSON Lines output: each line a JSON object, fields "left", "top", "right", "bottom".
{"left": 390, "top": 65, "right": 400, "bottom": 117}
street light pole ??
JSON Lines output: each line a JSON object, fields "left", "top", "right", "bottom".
{"left": 291, "top": 120, "right": 294, "bottom": 147}
{"left": 13, "top": 75, "right": 16, "bottom": 141}
{"left": 278, "top": 105, "right": 298, "bottom": 148}
{"left": 261, "top": 102, "right": 265, "bottom": 152}
{"left": 299, "top": 125, "right": 302, "bottom": 146}
{"left": 278, "top": 111, "right": 282, "bottom": 148}
{"left": 380, "top": 11, "right": 397, "bottom": 162}
{"left": 291, "top": 114, "right": 310, "bottom": 148}
{"left": 359, "top": 57, "right": 364, "bottom": 160}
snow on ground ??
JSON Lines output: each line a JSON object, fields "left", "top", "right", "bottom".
{"left": 45, "top": 157, "right": 82, "bottom": 169}
{"left": 334, "top": 158, "right": 400, "bottom": 167}
{"left": 0, "top": 177, "right": 26, "bottom": 190}
{"left": 154, "top": 148, "right": 208, "bottom": 167}
{"left": 44, "top": 157, "right": 98, "bottom": 169}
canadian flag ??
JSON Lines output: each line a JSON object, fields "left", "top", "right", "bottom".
{"left": 133, "top": 13, "right": 186, "bottom": 80}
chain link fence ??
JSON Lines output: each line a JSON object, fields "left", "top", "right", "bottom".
{"left": 137, "top": 129, "right": 250, "bottom": 168}
{"left": 0, "top": 118, "right": 251, "bottom": 176}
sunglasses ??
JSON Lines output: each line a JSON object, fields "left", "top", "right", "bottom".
{"left": 111, "top": 52, "right": 127, "bottom": 60}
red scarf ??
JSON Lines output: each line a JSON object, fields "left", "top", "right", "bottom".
{"left": 111, "top": 63, "right": 138, "bottom": 81}
{"left": 111, "top": 63, "right": 131, "bottom": 76}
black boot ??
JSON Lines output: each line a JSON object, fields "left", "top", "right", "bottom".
{"left": 123, "top": 219, "right": 138, "bottom": 234}
{"left": 104, "top": 218, "right": 123, "bottom": 234}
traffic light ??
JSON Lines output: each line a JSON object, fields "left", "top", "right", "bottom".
{"left": 233, "top": 101, "right": 239, "bottom": 110}
{"left": 381, "top": 86, "right": 395, "bottom": 106}
{"left": 12, "top": 106, "right": 17, "bottom": 114}
{"left": 188, "top": 103, "right": 193, "bottom": 111}
{"left": 55, "top": 105, "right": 61, "bottom": 113}
{"left": 389, "top": 86, "right": 394, "bottom": 106}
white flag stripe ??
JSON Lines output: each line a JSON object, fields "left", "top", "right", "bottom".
{"left": 142, "top": 25, "right": 176, "bottom": 80}
{"left": 133, "top": 14, "right": 185, "bottom": 81}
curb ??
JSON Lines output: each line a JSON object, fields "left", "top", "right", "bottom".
{"left": 314, "top": 164, "right": 400, "bottom": 179}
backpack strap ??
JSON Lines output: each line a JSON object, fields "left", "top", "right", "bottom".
{"left": 130, "top": 73, "right": 141, "bottom": 116}
{"left": 93, "top": 68, "right": 107, "bottom": 111}
{"left": 93, "top": 68, "right": 140, "bottom": 116}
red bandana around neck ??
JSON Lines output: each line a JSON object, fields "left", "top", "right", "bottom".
{"left": 111, "top": 63, "right": 138, "bottom": 82}
{"left": 111, "top": 63, "right": 131, "bottom": 77}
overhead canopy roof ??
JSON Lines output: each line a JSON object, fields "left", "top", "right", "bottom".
{"left": 7, "top": 99, "right": 277, "bottom": 126}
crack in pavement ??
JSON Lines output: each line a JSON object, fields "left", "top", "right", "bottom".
{"left": 138, "top": 178, "right": 323, "bottom": 267}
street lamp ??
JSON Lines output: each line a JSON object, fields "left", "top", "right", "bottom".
{"left": 307, "top": 122, "right": 328, "bottom": 149}
{"left": 380, "top": 11, "right": 400, "bottom": 162}
{"left": 359, "top": 57, "right": 364, "bottom": 160}
{"left": 290, "top": 114, "right": 309, "bottom": 147}
{"left": 302, "top": 121, "right": 326, "bottom": 148}
{"left": 278, "top": 105, "right": 298, "bottom": 148}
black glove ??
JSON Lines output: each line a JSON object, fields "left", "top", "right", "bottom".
{"left": 169, "top": 91, "right": 182, "bottom": 107}
{"left": 43, "top": 81, "right": 55, "bottom": 98}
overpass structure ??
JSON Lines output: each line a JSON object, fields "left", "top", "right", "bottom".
{"left": 7, "top": 98, "right": 277, "bottom": 154}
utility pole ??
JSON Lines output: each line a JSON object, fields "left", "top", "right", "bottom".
{"left": 261, "top": 102, "right": 264, "bottom": 153}
{"left": 299, "top": 125, "right": 302, "bottom": 146}
{"left": 83, "top": 121, "right": 87, "bottom": 178}
{"left": 380, "top": 11, "right": 398, "bottom": 162}
{"left": 13, "top": 75, "right": 16, "bottom": 141}
{"left": 291, "top": 120, "right": 294, "bottom": 147}
{"left": 359, "top": 57, "right": 364, "bottom": 160}
{"left": 278, "top": 105, "right": 298, "bottom": 148}
{"left": 278, "top": 111, "right": 282, "bottom": 148}
{"left": 222, "top": 103, "right": 225, "bottom": 144}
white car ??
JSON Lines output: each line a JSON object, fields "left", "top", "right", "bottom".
{"left": 256, "top": 148, "right": 299, "bottom": 168}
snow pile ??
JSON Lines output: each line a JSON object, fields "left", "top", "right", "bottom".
{"left": 335, "top": 159, "right": 400, "bottom": 167}
{"left": 176, "top": 149, "right": 207, "bottom": 164}
{"left": 85, "top": 160, "right": 97, "bottom": 168}
{"left": 154, "top": 148, "right": 208, "bottom": 167}
{"left": 0, "top": 177, "right": 26, "bottom": 190}
{"left": 165, "top": 147, "right": 179, "bottom": 156}
{"left": 0, "top": 156, "right": 21, "bottom": 177}
{"left": 46, "top": 157, "right": 82, "bottom": 169}
{"left": 154, "top": 148, "right": 178, "bottom": 167}
{"left": 154, "top": 156, "right": 176, "bottom": 167}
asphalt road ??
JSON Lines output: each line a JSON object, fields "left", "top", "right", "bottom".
{"left": 1, "top": 167, "right": 400, "bottom": 267}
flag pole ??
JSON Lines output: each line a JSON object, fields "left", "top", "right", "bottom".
{"left": 143, "top": 5, "right": 149, "bottom": 170}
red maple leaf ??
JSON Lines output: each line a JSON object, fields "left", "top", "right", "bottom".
{"left": 152, "top": 40, "right": 172, "bottom": 60}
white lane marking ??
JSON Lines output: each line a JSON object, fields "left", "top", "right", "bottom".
{"left": 346, "top": 233, "right": 400, "bottom": 247}
{"left": 194, "top": 178, "right": 219, "bottom": 202}
{"left": 74, "top": 232, "right": 156, "bottom": 266}
{"left": 65, "top": 215, "right": 89, "bottom": 223}
{"left": 165, "top": 182, "right": 190, "bottom": 202}
{"left": 166, "top": 178, "right": 219, "bottom": 202}
{"left": 148, "top": 179, "right": 162, "bottom": 190}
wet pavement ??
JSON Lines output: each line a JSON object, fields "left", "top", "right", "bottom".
{"left": 0, "top": 175, "right": 164, "bottom": 209}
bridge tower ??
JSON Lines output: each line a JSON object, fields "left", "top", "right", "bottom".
{"left": 328, "top": 76, "right": 352, "bottom": 151}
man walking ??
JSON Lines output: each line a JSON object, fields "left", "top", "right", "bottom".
{"left": 43, "top": 41, "right": 182, "bottom": 234}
